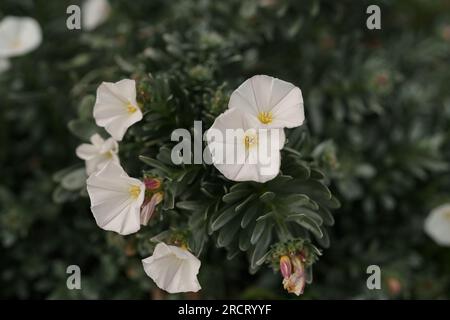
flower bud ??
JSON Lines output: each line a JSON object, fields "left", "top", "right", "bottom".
{"left": 279, "top": 255, "right": 292, "bottom": 279}
{"left": 144, "top": 178, "right": 161, "bottom": 190}
{"left": 140, "top": 192, "right": 164, "bottom": 225}
{"left": 282, "top": 254, "right": 306, "bottom": 296}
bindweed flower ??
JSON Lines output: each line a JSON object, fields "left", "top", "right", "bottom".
{"left": 0, "top": 16, "right": 42, "bottom": 58}
{"left": 86, "top": 161, "right": 145, "bottom": 235}
{"left": 228, "top": 75, "right": 304, "bottom": 129}
{"left": 206, "top": 108, "right": 285, "bottom": 183}
{"left": 282, "top": 255, "right": 306, "bottom": 296}
{"left": 142, "top": 242, "right": 201, "bottom": 294}
{"left": 424, "top": 204, "right": 450, "bottom": 246}
{"left": 76, "top": 133, "right": 119, "bottom": 175}
{"left": 82, "top": 0, "right": 111, "bottom": 31}
{"left": 140, "top": 192, "right": 163, "bottom": 226}
{"left": 93, "top": 79, "right": 143, "bottom": 141}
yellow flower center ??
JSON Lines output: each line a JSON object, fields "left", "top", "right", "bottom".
{"left": 128, "top": 185, "right": 141, "bottom": 199}
{"left": 103, "top": 151, "right": 113, "bottom": 159}
{"left": 257, "top": 111, "right": 273, "bottom": 124}
{"left": 243, "top": 132, "right": 258, "bottom": 149}
{"left": 126, "top": 102, "right": 138, "bottom": 114}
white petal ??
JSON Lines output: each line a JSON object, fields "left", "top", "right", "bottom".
{"left": 228, "top": 75, "right": 304, "bottom": 129}
{"left": 206, "top": 109, "right": 281, "bottom": 183}
{"left": 76, "top": 143, "right": 98, "bottom": 160}
{"left": 82, "top": 0, "right": 111, "bottom": 31}
{"left": 270, "top": 86, "right": 304, "bottom": 128}
{"left": 93, "top": 79, "right": 143, "bottom": 141}
{"left": 86, "top": 162, "right": 144, "bottom": 235}
{"left": 142, "top": 243, "right": 201, "bottom": 294}
{"left": 424, "top": 204, "right": 450, "bottom": 246}
{"left": 0, "top": 16, "right": 42, "bottom": 57}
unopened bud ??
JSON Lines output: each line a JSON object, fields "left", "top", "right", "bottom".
{"left": 279, "top": 255, "right": 292, "bottom": 279}
{"left": 144, "top": 178, "right": 161, "bottom": 190}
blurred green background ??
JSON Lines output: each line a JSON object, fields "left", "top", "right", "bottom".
{"left": 1, "top": 0, "right": 450, "bottom": 299}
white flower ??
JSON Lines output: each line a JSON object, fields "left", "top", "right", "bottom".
{"left": 142, "top": 242, "right": 201, "bottom": 294}
{"left": 82, "top": 0, "right": 111, "bottom": 31}
{"left": 0, "top": 58, "right": 10, "bottom": 73}
{"left": 76, "top": 133, "right": 119, "bottom": 175}
{"left": 86, "top": 161, "right": 145, "bottom": 235}
{"left": 424, "top": 204, "right": 450, "bottom": 246}
{"left": 206, "top": 108, "right": 285, "bottom": 183}
{"left": 0, "top": 16, "right": 42, "bottom": 58}
{"left": 93, "top": 79, "right": 143, "bottom": 141}
{"left": 228, "top": 75, "right": 304, "bottom": 129}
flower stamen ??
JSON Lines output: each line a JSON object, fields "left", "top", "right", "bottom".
{"left": 129, "top": 185, "right": 141, "bottom": 199}
{"left": 126, "top": 102, "right": 138, "bottom": 114}
{"left": 257, "top": 111, "right": 273, "bottom": 124}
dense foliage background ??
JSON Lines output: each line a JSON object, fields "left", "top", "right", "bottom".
{"left": 1, "top": 0, "right": 449, "bottom": 299}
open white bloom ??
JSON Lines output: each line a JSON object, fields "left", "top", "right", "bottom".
{"left": 93, "top": 79, "right": 143, "bottom": 141}
{"left": 86, "top": 161, "right": 145, "bottom": 235}
{"left": 0, "top": 58, "right": 10, "bottom": 73}
{"left": 142, "top": 242, "right": 201, "bottom": 294}
{"left": 82, "top": 0, "right": 111, "bottom": 31}
{"left": 228, "top": 75, "right": 304, "bottom": 129}
{"left": 424, "top": 204, "right": 450, "bottom": 246}
{"left": 0, "top": 16, "right": 42, "bottom": 58}
{"left": 76, "top": 133, "right": 119, "bottom": 175}
{"left": 206, "top": 108, "right": 285, "bottom": 183}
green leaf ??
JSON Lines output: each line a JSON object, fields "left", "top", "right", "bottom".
{"left": 250, "top": 219, "right": 266, "bottom": 244}
{"left": 286, "top": 214, "right": 323, "bottom": 239}
{"left": 251, "top": 225, "right": 272, "bottom": 267}
{"left": 139, "top": 155, "right": 172, "bottom": 174}
{"left": 241, "top": 203, "right": 259, "bottom": 228}
{"left": 217, "top": 217, "right": 241, "bottom": 247}
{"left": 68, "top": 120, "right": 97, "bottom": 141}
{"left": 222, "top": 190, "right": 251, "bottom": 203}
{"left": 61, "top": 168, "right": 86, "bottom": 191}
{"left": 259, "top": 191, "right": 275, "bottom": 203}
{"left": 176, "top": 201, "right": 205, "bottom": 211}
{"left": 210, "top": 205, "right": 239, "bottom": 231}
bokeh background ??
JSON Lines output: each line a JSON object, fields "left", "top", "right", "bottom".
{"left": 1, "top": 0, "right": 450, "bottom": 299}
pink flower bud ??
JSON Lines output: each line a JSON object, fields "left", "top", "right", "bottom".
{"left": 279, "top": 256, "right": 292, "bottom": 279}
{"left": 144, "top": 178, "right": 161, "bottom": 190}
{"left": 140, "top": 192, "right": 163, "bottom": 225}
{"left": 282, "top": 255, "right": 306, "bottom": 296}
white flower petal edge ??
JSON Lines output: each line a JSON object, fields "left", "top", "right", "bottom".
{"left": 86, "top": 161, "right": 145, "bottom": 235}
{"left": 424, "top": 204, "right": 450, "bottom": 246}
{"left": 82, "top": 0, "right": 111, "bottom": 31}
{"left": 228, "top": 75, "right": 304, "bottom": 129}
{"left": 206, "top": 108, "right": 285, "bottom": 183}
{"left": 76, "top": 133, "right": 119, "bottom": 175}
{"left": 0, "top": 16, "right": 42, "bottom": 58}
{"left": 142, "top": 243, "right": 201, "bottom": 294}
{"left": 93, "top": 79, "right": 143, "bottom": 141}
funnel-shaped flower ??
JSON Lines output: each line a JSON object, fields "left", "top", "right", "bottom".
{"left": 0, "top": 16, "right": 42, "bottom": 58}
{"left": 206, "top": 108, "right": 285, "bottom": 183}
{"left": 76, "top": 133, "right": 119, "bottom": 175}
{"left": 142, "top": 242, "right": 201, "bottom": 294}
{"left": 424, "top": 204, "right": 450, "bottom": 246}
{"left": 86, "top": 161, "right": 145, "bottom": 235}
{"left": 82, "top": 0, "right": 111, "bottom": 31}
{"left": 228, "top": 75, "right": 304, "bottom": 129}
{"left": 93, "top": 79, "right": 142, "bottom": 141}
